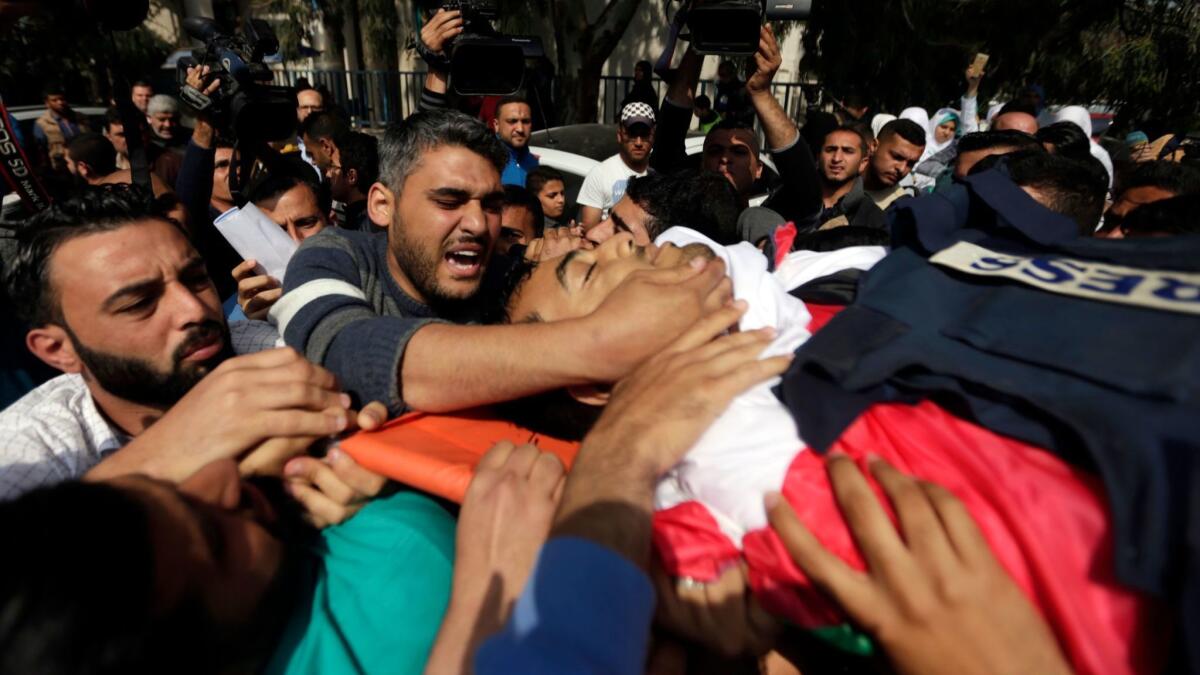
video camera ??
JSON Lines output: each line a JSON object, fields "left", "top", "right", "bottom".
{"left": 438, "top": 0, "right": 544, "bottom": 96}
{"left": 176, "top": 17, "right": 297, "bottom": 143}
{"left": 685, "top": 0, "right": 811, "bottom": 55}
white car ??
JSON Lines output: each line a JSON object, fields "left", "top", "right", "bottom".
{"left": 528, "top": 123, "right": 778, "bottom": 218}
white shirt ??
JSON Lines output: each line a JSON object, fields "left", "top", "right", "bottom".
{"left": 576, "top": 153, "right": 648, "bottom": 215}
{"left": 652, "top": 228, "right": 886, "bottom": 546}
{"left": 0, "top": 373, "right": 127, "bottom": 501}
{"left": 0, "top": 321, "right": 281, "bottom": 501}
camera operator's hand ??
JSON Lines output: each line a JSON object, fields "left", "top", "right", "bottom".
{"left": 185, "top": 64, "right": 221, "bottom": 97}
{"left": 232, "top": 259, "right": 283, "bottom": 321}
{"left": 421, "top": 8, "right": 464, "bottom": 56}
{"left": 746, "top": 25, "right": 782, "bottom": 97}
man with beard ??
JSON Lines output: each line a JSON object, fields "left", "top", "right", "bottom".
{"left": 578, "top": 102, "right": 656, "bottom": 230}
{"left": 861, "top": 119, "right": 926, "bottom": 209}
{"left": 818, "top": 126, "right": 870, "bottom": 212}
{"left": 272, "top": 109, "right": 731, "bottom": 418}
{"left": 0, "top": 185, "right": 382, "bottom": 524}
{"left": 649, "top": 26, "right": 821, "bottom": 229}
{"left": 492, "top": 95, "right": 538, "bottom": 187}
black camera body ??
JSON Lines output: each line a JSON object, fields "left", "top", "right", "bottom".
{"left": 440, "top": 0, "right": 542, "bottom": 96}
{"left": 687, "top": 0, "right": 811, "bottom": 55}
{"left": 176, "top": 17, "right": 297, "bottom": 143}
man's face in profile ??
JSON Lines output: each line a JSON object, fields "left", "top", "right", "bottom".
{"left": 104, "top": 122, "right": 128, "bottom": 156}
{"left": 507, "top": 232, "right": 712, "bottom": 324}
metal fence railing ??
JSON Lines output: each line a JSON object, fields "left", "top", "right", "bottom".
{"left": 268, "top": 68, "right": 812, "bottom": 130}
{"left": 598, "top": 76, "right": 810, "bottom": 126}
{"left": 270, "top": 69, "right": 428, "bottom": 128}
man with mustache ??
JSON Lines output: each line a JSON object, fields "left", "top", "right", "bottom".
{"left": 273, "top": 109, "right": 731, "bottom": 419}
{"left": 1, "top": 185, "right": 380, "bottom": 523}
{"left": 492, "top": 94, "right": 539, "bottom": 187}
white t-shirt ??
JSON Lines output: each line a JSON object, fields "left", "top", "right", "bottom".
{"left": 576, "top": 154, "right": 648, "bottom": 214}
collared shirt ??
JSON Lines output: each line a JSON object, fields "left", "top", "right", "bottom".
{"left": 500, "top": 142, "right": 539, "bottom": 187}
{"left": 0, "top": 321, "right": 280, "bottom": 500}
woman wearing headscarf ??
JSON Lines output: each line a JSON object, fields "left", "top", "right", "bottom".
{"left": 904, "top": 107, "right": 961, "bottom": 191}
{"left": 1053, "top": 105, "right": 1114, "bottom": 190}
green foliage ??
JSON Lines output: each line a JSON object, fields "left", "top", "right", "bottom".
{"left": 253, "top": 0, "right": 346, "bottom": 60}
{"left": 1, "top": 9, "right": 172, "bottom": 105}
{"left": 802, "top": 0, "right": 1199, "bottom": 130}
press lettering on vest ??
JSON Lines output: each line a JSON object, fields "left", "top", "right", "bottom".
{"left": 930, "top": 241, "right": 1200, "bottom": 316}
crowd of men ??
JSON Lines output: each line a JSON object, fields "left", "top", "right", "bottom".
{"left": 2, "top": 5, "right": 1199, "bottom": 675}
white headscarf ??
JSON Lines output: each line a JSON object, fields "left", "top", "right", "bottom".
{"left": 899, "top": 107, "right": 929, "bottom": 130}
{"left": 1053, "top": 105, "right": 1114, "bottom": 189}
{"left": 871, "top": 113, "right": 897, "bottom": 139}
{"left": 985, "top": 102, "right": 1005, "bottom": 127}
{"left": 926, "top": 107, "right": 961, "bottom": 157}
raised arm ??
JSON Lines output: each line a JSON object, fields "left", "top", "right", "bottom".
{"left": 748, "top": 25, "right": 822, "bottom": 225}
{"left": 650, "top": 46, "right": 703, "bottom": 173}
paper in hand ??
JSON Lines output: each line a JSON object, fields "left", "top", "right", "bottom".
{"left": 213, "top": 203, "right": 299, "bottom": 282}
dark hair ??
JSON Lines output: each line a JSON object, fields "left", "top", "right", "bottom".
{"left": 294, "top": 84, "right": 321, "bottom": 102}
{"left": 1120, "top": 160, "right": 1200, "bottom": 197}
{"left": 66, "top": 133, "right": 117, "bottom": 176}
{"left": 824, "top": 124, "right": 869, "bottom": 154}
{"left": 1119, "top": 193, "right": 1200, "bottom": 237}
{"left": 42, "top": 82, "right": 65, "bottom": 98}
{"left": 843, "top": 92, "right": 868, "bottom": 110}
{"left": 332, "top": 131, "right": 379, "bottom": 193}
{"left": 996, "top": 101, "right": 1038, "bottom": 118}
{"left": 298, "top": 109, "right": 349, "bottom": 143}
{"left": 103, "top": 107, "right": 123, "bottom": 133}
{"left": 502, "top": 185, "right": 545, "bottom": 237}
{"left": 878, "top": 119, "right": 926, "bottom": 147}
{"left": 526, "top": 166, "right": 564, "bottom": 198}
{"left": 625, "top": 170, "right": 743, "bottom": 244}
{"left": 0, "top": 481, "right": 161, "bottom": 674}
{"left": 0, "top": 480, "right": 285, "bottom": 675}
{"left": 494, "top": 95, "right": 529, "bottom": 118}
{"left": 378, "top": 109, "right": 508, "bottom": 192}
{"left": 245, "top": 159, "right": 332, "bottom": 216}
{"left": 694, "top": 94, "right": 712, "bottom": 109}
{"left": 5, "top": 184, "right": 162, "bottom": 327}
{"left": 791, "top": 226, "right": 890, "bottom": 251}
{"left": 635, "top": 60, "right": 653, "bottom": 73}
{"left": 1036, "top": 122, "right": 1091, "bottom": 161}
{"left": 957, "top": 129, "right": 1041, "bottom": 155}
{"left": 1004, "top": 150, "right": 1107, "bottom": 234}
{"left": 707, "top": 117, "right": 760, "bottom": 156}
{"left": 484, "top": 259, "right": 602, "bottom": 440}
{"left": 131, "top": 79, "right": 153, "bottom": 90}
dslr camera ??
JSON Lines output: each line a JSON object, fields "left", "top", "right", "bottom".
{"left": 176, "top": 17, "right": 297, "bottom": 143}
{"left": 437, "top": 0, "right": 544, "bottom": 96}
{"left": 686, "top": 0, "right": 811, "bottom": 54}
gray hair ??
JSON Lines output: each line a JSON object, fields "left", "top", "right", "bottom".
{"left": 146, "top": 95, "right": 179, "bottom": 116}
{"left": 378, "top": 109, "right": 508, "bottom": 191}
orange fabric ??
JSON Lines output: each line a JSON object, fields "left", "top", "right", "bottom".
{"left": 340, "top": 407, "right": 580, "bottom": 503}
